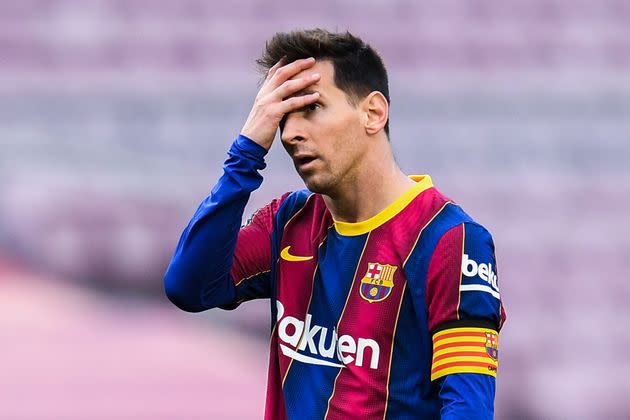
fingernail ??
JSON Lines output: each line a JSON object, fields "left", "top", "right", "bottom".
{"left": 312, "top": 73, "right": 320, "bottom": 79}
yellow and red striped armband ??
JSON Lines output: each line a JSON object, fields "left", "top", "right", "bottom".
{"left": 431, "top": 327, "right": 499, "bottom": 381}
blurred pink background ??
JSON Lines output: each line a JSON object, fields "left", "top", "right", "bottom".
{"left": 2, "top": 0, "right": 629, "bottom": 418}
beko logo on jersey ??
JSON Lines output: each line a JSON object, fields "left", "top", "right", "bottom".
{"left": 461, "top": 254, "right": 499, "bottom": 290}
{"left": 276, "top": 301, "right": 380, "bottom": 370}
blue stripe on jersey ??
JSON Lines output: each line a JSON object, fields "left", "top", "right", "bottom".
{"left": 282, "top": 229, "right": 369, "bottom": 420}
{"left": 384, "top": 287, "right": 440, "bottom": 419}
{"left": 270, "top": 190, "right": 313, "bottom": 329}
{"left": 385, "top": 203, "right": 472, "bottom": 416}
{"left": 404, "top": 203, "right": 472, "bottom": 318}
{"left": 457, "top": 222, "right": 502, "bottom": 325}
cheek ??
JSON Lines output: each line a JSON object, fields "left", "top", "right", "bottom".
{"left": 325, "top": 111, "right": 361, "bottom": 142}
{"left": 313, "top": 107, "right": 362, "bottom": 164}
{"left": 326, "top": 131, "right": 363, "bottom": 176}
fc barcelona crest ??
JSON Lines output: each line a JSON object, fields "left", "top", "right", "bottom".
{"left": 360, "top": 262, "right": 397, "bottom": 303}
{"left": 485, "top": 332, "right": 499, "bottom": 360}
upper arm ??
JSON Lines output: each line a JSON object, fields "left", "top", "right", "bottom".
{"left": 425, "top": 222, "right": 506, "bottom": 413}
{"left": 426, "top": 222, "right": 505, "bottom": 334}
{"left": 223, "top": 192, "right": 290, "bottom": 308}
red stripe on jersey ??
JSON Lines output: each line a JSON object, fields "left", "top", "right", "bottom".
{"left": 230, "top": 192, "right": 290, "bottom": 283}
{"left": 425, "top": 223, "right": 465, "bottom": 332}
{"left": 325, "top": 188, "right": 447, "bottom": 420}
{"left": 265, "top": 195, "right": 332, "bottom": 420}
{"left": 324, "top": 227, "right": 407, "bottom": 420}
{"left": 276, "top": 195, "right": 333, "bottom": 383}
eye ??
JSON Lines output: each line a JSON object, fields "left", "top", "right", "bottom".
{"left": 303, "top": 103, "right": 320, "bottom": 113}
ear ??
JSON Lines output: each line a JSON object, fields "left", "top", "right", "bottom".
{"left": 362, "top": 91, "right": 389, "bottom": 136}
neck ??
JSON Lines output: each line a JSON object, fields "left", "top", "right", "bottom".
{"left": 322, "top": 142, "right": 415, "bottom": 223}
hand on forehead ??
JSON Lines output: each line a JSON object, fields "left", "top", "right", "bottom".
{"left": 288, "top": 60, "right": 330, "bottom": 82}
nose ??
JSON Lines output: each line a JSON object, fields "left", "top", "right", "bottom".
{"left": 280, "top": 112, "right": 305, "bottom": 146}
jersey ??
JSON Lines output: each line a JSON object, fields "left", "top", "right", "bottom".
{"left": 164, "top": 135, "right": 507, "bottom": 420}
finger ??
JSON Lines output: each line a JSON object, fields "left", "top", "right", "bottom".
{"left": 275, "top": 92, "right": 320, "bottom": 115}
{"left": 269, "top": 57, "right": 316, "bottom": 88}
{"left": 271, "top": 73, "right": 321, "bottom": 101}
{"left": 265, "top": 56, "right": 286, "bottom": 81}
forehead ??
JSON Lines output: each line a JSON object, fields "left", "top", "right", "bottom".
{"left": 291, "top": 59, "right": 333, "bottom": 78}
{"left": 289, "top": 60, "right": 339, "bottom": 95}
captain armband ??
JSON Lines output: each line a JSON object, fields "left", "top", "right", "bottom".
{"left": 430, "top": 327, "right": 499, "bottom": 381}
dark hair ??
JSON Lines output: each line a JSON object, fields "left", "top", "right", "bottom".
{"left": 257, "top": 28, "right": 390, "bottom": 136}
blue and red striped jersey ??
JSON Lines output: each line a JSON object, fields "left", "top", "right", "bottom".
{"left": 165, "top": 135, "right": 507, "bottom": 419}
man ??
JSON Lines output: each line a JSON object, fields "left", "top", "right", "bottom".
{"left": 164, "top": 29, "right": 506, "bottom": 419}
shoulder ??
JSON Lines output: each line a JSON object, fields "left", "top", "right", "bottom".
{"left": 422, "top": 185, "right": 493, "bottom": 245}
{"left": 249, "top": 190, "right": 329, "bottom": 232}
{"left": 274, "top": 189, "right": 314, "bottom": 222}
{"left": 280, "top": 189, "right": 314, "bottom": 209}
{"left": 273, "top": 189, "right": 331, "bottom": 227}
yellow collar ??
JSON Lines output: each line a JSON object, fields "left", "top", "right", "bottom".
{"left": 333, "top": 175, "right": 433, "bottom": 236}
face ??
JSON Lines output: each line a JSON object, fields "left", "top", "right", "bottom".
{"left": 280, "top": 60, "right": 367, "bottom": 196}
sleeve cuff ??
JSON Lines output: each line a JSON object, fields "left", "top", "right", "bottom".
{"left": 235, "top": 134, "right": 269, "bottom": 159}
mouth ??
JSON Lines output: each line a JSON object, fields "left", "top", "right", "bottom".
{"left": 293, "top": 155, "right": 318, "bottom": 171}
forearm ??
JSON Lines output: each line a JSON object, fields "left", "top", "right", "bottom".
{"left": 164, "top": 134, "right": 267, "bottom": 312}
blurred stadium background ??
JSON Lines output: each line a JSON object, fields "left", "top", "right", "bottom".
{"left": 1, "top": 0, "right": 629, "bottom": 418}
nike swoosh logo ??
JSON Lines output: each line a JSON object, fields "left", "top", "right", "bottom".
{"left": 280, "top": 246, "right": 313, "bottom": 262}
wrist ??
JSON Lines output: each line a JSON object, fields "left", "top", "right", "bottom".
{"left": 239, "top": 125, "right": 274, "bottom": 150}
{"left": 235, "top": 134, "right": 269, "bottom": 159}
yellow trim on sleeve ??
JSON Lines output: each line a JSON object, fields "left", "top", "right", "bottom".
{"left": 334, "top": 175, "right": 433, "bottom": 236}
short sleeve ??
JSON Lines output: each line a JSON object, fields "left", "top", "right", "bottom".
{"left": 425, "top": 222, "right": 506, "bottom": 381}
